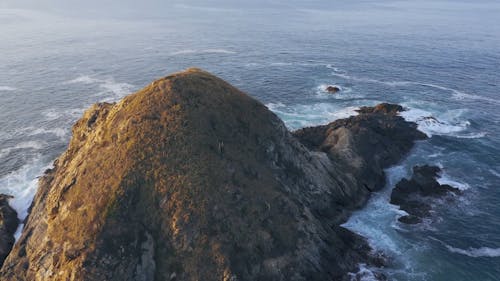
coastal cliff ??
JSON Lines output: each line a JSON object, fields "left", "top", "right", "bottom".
{"left": 0, "top": 69, "right": 426, "bottom": 280}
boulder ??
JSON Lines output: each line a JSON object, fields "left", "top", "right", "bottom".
{"left": 390, "top": 165, "right": 461, "bottom": 224}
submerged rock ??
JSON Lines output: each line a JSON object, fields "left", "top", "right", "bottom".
{"left": 0, "top": 194, "right": 18, "bottom": 267}
{"left": 390, "top": 165, "right": 461, "bottom": 224}
{"left": 1, "top": 69, "right": 425, "bottom": 281}
{"left": 325, "top": 85, "right": 341, "bottom": 93}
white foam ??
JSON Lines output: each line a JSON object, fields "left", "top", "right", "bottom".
{"left": 328, "top": 70, "right": 500, "bottom": 105}
{"left": 348, "top": 264, "right": 378, "bottom": 281}
{"left": 99, "top": 80, "right": 134, "bottom": 98}
{"left": 64, "top": 75, "right": 134, "bottom": 101}
{"left": 315, "top": 84, "right": 357, "bottom": 100}
{"left": 399, "top": 107, "right": 483, "bottom": 138}
{"left": 0, "top": 156, "right": 53, "bottom": 239}
{"left": 64, "top": 75, "right": 101, "bottom": 84}
{"left": 266, "top": 102, "right": 359, "bottom": 130}
{"left": 41, "top": 109, "right": 62, "bottom": 120}
{"left": 28, "top": 127, "right": 67, "bottom": 139}
{"left": 0, "top": 141, "right": 46, "bottom": 159}
{"left": 437, "top": 174, "right": 471, "bottom": 190}
{"left": 169, "top": 49, "right": 236, "bottom": 56}
{"left": 42, "top": 108, "right": 85, "bottom": 122}
{"left": 0, "top": 86, "right": 16, "bottom": 91}
{"left": 446, "top": 245, "right": 500, "bottom": 258}
{"left": 342, "top": 192, "right": 404, "bottom": 255}
{"left": 489, "top": 169, "right": 500, "bottom": 178}
{"left": 325, "top": 64, "right": 341, "bottom": 72}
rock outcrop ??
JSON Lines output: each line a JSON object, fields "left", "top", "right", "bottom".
{"left": 0, "top": 194, "right": 19, "bottom": 267}
{"left": 390, "top": 165, "right": 460, "bottom": 224}
{"left": 1, "top": 69, "right": 425, "bottom": 281}
{"left": 293, "top": 103, "right": 427, "bottom": 211}
{"left": 325, "top": 86, "right": 341, "bottom": 93}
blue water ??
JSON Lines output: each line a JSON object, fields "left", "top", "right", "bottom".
{"left": 1, "top": 1, "right": 499, "bottom": 280}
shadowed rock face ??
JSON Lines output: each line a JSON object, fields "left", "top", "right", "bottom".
{"left": 1, "top": 69, "right": 425, "bottom": 281}
{"left": 390, "top": 165, "right": 461, "bottom": 224}
{"left": 0, "top": 195, "right": 18, "bottom": 267}
{"left": 293, "top": 103, "right": 427, "bottom": 207}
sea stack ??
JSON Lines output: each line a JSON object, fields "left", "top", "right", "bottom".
{"left": 1, "top": 69, "right": 426, "bottom": 281}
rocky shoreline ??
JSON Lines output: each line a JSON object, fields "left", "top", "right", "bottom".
{"left": 0, "top": 69, "right": 428, "bottom": 280}
{"left": 391, "top": 165, "right": 461, "bottom": 224}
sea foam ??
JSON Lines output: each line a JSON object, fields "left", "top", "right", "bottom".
{"left": 446, "top": 245, "right": 500, "bottom": 258}
{"left": 0, "top": 157, "right": 52, "bottom": 239}
{"left": 400, "top": 107, "right": 485, "bottom": 139}
{"left": 0, "top": 86, "right": 16, "bottom": 91}
{"left": 169, "top": 49, "right": 236, "bottom": 56}
{"left": 327, "top": 66, "right": 500, "bottom": 105}
{"left": 266, "top": 102, "right": 359, "bottom": 130}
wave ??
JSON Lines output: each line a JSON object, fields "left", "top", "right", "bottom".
{"left": 399, "top": 107, "right": 485, "bottom": 139}
{"left": 489, "top": 169, "right": 500, "bottom": 178}
{"left": 64, "top": 75, "right": 101, "bottom": 84}
{"left": 0, "top": 86, "right": 16, "bottom": 91}
{"left": 316, "top": 84, "right": 358, "bottom": 99}
{"left": 0, "top": 141, "right": 46, "bottom": 159}
{"left": 348, "top": 264, "right": 379, "bottom": 281}
{"left": 173, "top": 4, "right": 239, "bottom": 12}
{"left": 98, "top": 80, "right": 134, "bottom": 99}
{"left": 64, "top": 75, "right": 134, "bottom": 101}
{"left": 42, "top": 108, "right": 85, "bottom": 121}
{"left": 446, "top": 245, "right": 500, "bottom": 258}
{"left": 436, "top": 173, "right": 471, "bottom": 190}
{"left": 245, "top": 62, "right": 328, "bottom": 68}
{"left": 0, "top": 156, "right": 52, "bottom": 239}
{"left": 266, "top": 102, "right": 359, "bottom": 130}
{"left": 327, "top": 67, "right": 500, "bottom": 104}
{"left": 28, "top": 127, "right": 67, "bottom": 139}
{"left": 169, "top": 49, "right": 236, "bottom": 56}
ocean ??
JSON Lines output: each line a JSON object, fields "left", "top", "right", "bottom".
{"left": 1, "top": 1, "right": 499, "bottom": 280}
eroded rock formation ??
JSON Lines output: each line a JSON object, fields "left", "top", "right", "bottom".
{"left": 390, "top": 165, "right": 460, "bottom": 224}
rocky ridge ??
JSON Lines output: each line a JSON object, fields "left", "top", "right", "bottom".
{"left": 1, "top": 69, "right": 426, "bottom": 281}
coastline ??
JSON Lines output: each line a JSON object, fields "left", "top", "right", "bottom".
{"left": 0, "top": 69, "right": 427, "bottom": 280}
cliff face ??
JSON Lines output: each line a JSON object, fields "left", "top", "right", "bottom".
{"left": 1, "top": 69, "right": 425, "bottom": 281}
{"left": 0, "top": 195, "right": 18, "bottom": 267}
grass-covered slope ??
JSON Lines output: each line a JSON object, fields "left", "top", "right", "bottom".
{"left": 1, "top": 69, "right": 424, "bottom": 281}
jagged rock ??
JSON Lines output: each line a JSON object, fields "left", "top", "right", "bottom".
{"left": 390, "top": 165, "right": 461, "bottom": 224}
{"left": 0, "top": 194, "right": 19, "bottom": 267}
{"left": 325, "top": 85, "right": 341, "bottom": 93}
{"left": 293, "top": 103, "right": 427, "bottom": 204}
{"left": 1, "top": 69, "right": 425, "bottom": 281}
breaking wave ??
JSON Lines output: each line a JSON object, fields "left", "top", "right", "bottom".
{"left": 446, "top": 245, "right": 500, "bottom": 258}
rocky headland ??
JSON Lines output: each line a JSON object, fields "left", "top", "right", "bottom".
{"left": 0, "top": 69, "right": 427, "bottom": 280}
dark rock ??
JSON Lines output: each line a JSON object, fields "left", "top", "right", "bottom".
{"left": 1, "top": 69, "right": 425, "bottom": 281}
{"left": 325, "top": 85, "right": 341, "bottom": 93}
{"left": 390, "top": 165, "right": 461, "bottom": 224}
{"left": 0, "top": 194, "right": 19, "bottom": 267}
{"left": 293, "top": 103, "right": 427, "bottom": 204}
{"left": 356, "top": 103, "right": 404, "bottom": 115}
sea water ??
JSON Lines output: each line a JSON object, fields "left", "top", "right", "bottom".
{"left": 1, "top": 1, "right": 499, "bottom": 280}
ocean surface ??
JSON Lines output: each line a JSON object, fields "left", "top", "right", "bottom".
{"left": 1, "top": 1, "right": 499, "bottom": 280}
